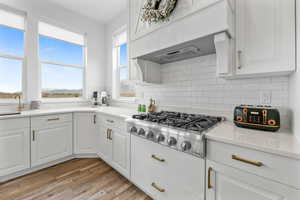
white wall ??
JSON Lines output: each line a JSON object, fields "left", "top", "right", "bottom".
{"left": 0, "top": 0, "right": 105, "bottom": 110}
{"left": 289, "top": 0, "right": 300, "bottom": 140}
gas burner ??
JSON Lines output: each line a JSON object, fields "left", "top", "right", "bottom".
{"left": 132, "top": 111, "right": 223, "bottom": 133}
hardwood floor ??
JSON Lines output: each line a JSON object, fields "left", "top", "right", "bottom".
{"left": 0, "top": 158, "right": 152, "bottom": 200}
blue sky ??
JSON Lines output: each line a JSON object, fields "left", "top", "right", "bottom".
{"left": 39, "top": 35, "right": 84, "bottom": 90}
{"left": 0, "top": 26, "right": 23, "bottom": 93}
{"left": 0, "top": 25, "right": 84, "bottom": 92}
{"left": 119, "top": 43, "right": 128, "bottom": 81}
{"left": 0, "top": 25, "right": 128, "bottom": 93}
{"left": 0, "top": 57, "right": 22, "bottom": 93}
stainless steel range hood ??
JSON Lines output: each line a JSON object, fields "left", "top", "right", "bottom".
{"left": 137, "top": 34, "right": 216, "bottom": 65}
{"left": 130, "top": 0, "right": 235, "bottom": 83}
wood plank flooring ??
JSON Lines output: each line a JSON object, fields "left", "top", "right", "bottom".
{"left": 0, "top": 158, "right": 152, "bottom": 200}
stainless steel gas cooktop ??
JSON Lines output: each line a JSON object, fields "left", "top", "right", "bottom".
{"left": 127, "top": 111, "right": 224, "bottom": 158}
{"left": 132, "top": 111, "right": 223, "bottom": 133}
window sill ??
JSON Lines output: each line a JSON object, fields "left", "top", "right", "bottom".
{"left": 112, "top": 97, "right": 136, "bottom": 104}
{"left": 41, "top": 98, "right": 90, "bottom": 104}
{"left": 0, "top": 99, "right": 21, "bottom": 105}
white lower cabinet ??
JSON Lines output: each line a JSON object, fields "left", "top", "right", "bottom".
{"left": 111, "top": 129, "right": 130, "bottom": 177}
{"left": 131, "top": 135, "right": 205, "bottom": 200}
{"left": 97, "top": 114, "right": 130, "bottom": 178}
{"left": 206, "top": 159, "right": 300, "bottom": 200}
{"left": 31, "top": 114, "right": 73, "bottom": 167}
{"left": 74, "top": 113, "right": 97, "bottom": 154}
{"left": 98, "top": 126, "right": 112, "bottom": 162}
{"left": 0, "top": 118, "right": 30, "bottom": 177}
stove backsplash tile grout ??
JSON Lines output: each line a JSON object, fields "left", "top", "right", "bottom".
{"left": 128, "top": 54, "right": 290, "bottom": 129}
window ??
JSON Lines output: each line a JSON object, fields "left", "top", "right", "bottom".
{"left": 38, "top": 22, "right": 85, "bottom": 99}
{"left": 0, "top": 9, "right": 25, "bottom": 99}
{"left": 113, "top": 29, "right": 135, "bottom": 99}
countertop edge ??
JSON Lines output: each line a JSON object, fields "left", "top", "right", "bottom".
{"left": 205, "top": 134, "right": 300, "bottom": 160}
{"left": 0, "top": 107, "right": 134, "bottom": 120}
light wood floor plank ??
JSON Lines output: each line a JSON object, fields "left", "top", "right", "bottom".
{"left": 0, "top": 158, "right": 152, "bottom": 200}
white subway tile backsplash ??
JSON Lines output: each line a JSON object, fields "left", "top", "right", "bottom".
{"left": 134, "top": 54, "right": 290, "bottom": 128}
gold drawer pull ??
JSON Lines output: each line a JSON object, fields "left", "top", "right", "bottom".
{"left": 47, "top": 118, "right": 60, "bottom": 121}
{"left": 151, "top": 182, "right": 165, "bottom": 193}
{"left": 208, "top": 167, "right": 213, "bottom": 189}
{"left": 151, "top": 155, "right": 165, "bottom": 162}
{"left": 232, "top": 155, "right": 263, "bottom": 167}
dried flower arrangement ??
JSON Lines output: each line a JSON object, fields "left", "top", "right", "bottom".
{"left": 141, "top": 0, "right": 177, "bottom": 24}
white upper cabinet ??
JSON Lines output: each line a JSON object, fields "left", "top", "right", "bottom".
{"left": 235, "top": 0, "right": 295, "bottom": 76}
{"left": 74, "top": 113, "right": 97, "bottom": 154}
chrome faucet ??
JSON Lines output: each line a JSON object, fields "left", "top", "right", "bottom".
{"left": 15, "top": 95, "right": 24, "bottom": 111}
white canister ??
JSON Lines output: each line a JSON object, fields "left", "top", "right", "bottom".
{"left": 30, "top": 100, "right": 41, "bottom": 110}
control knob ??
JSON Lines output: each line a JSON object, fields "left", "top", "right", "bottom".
{"left": 181, "top": 141, "right": 192, "bottom": 151}
{"left": 156, "top": 133, "right": 165, "bottom": 143}
{"left": 138, "top": 128, "right": 145, "bottom": 136}
{"left": 146, "top": 130, "right": 155, "bottom": 139}
{"left": 167, "top": 137, "right": 177, "bottom": 146}
{"left": 130, "top": 126, "right": 137, "bottom": 133}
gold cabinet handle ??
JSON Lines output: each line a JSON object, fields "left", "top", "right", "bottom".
{"left": 232, "top": 155, "right": 263, "bottom": 167}
{"left": 47, "top": 118, "right": 60, "bottom": 121}
{"left": 151, "top": 155, "right": 165, "bottom": 162}
{"left": 32, "top": 130, "right": 36, "bottom": 141}
{"left": 151, "top": 182, "right": 165, "bottom": 193}
{"left": 208, "top": 167, "right": 213, "bottom": 189}
{"left": 109, "top": 129, "right": 113, "bottom": 140}
{"left": 106, "top": 129, "right": 109, "bottom": 139}
{"left": 237, "top": 50, "right": 242, "bottom": 69}
{"left": 93, "top": 115, "right": 96, "bottom": 124}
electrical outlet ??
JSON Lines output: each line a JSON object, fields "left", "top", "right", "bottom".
{"left": 260, "top": 91, "right": 272, "bottom": 105}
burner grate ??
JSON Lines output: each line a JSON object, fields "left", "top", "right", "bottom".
{"left": 132, "top": 111, "right": 222, "bottom": 132}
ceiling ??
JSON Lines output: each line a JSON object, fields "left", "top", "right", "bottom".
{"left": 45, "top": 0, "right": 127, "bottom": 23}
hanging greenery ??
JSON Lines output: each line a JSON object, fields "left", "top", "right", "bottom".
{"left": 141, "top": 0, "right": 178, "bottom": 24}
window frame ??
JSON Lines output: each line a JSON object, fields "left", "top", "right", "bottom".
{"left": 112, "top": 26, "right": 135, "bottom": 102}
{"left": 0, "top": 7, "right": 27, "bottom": 104}
{"left": 37, "top": 21, "right": 87, "bottom": 103}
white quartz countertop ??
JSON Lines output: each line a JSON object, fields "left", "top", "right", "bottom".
{"left": 0, "top": 106, "right": 138, "bottom": 120}
{"left": 1, "top": 107, "right": 299, "bottom": 160}
{"left": 206, "top": 121, "right": 300, "bottom": 160}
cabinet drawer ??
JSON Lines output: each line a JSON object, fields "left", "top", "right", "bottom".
{"left": 99, "top": 114, "right": 125, "bottom": 131}
{"left": 31, "top": 113, "right": 72, "bottom": 128}
{"left": 207, "top": 140, "right": 300, "bottom": 189}
{"left": 0, "top": 118, "right": 29, "bottom": 132}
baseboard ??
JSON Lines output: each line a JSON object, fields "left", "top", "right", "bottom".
{"left": 75, "top": 153, "right": 98, "bottom": 158}
{"left": 0, "top": 153, "right": 100, "bottom": 183}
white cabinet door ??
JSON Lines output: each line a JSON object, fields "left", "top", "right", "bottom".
{"left": 236, "top": 0, "right": 295, "bottom": 76}
{"left": 206, "top": 160, "right": 300, "bottom": 200}
{"left": 97, "top": 126, "right": 112, "bottom": 163}
{"left": 111, "top": 130, "right": 130, "bottom": 178}
{"left": 0, "top": 128, "right": 30, "bottom": 176}
{"left": 131, "top": 135, "right": 205, "bottom": 200}
{"left": 131, "top": 135, "right": 165, "bottom": 200}
{"left": 31, "top": 124, "right": 72, "bottom": 167}
{"left": 74, "top": 113, "right": 97, "bottom": 154}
